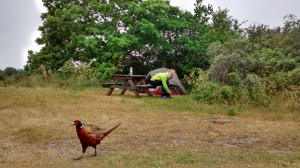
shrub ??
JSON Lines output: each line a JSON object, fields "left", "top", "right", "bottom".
{"left": 276, "top": 58, "right": 296, "bottom": 71}
{"left": 219, "top": 85, "right": 240, "bottom": 104}
{"left": 244, "top": 74, "right": 270, "bottom": 106}
{"left": 95, "top": 62, "right": 118, "bottom": 81}
{"left": 57, "top": 59, "right": 77, "bottom": 80}
{"left": 227, "top": 108, "right": 236, "bottom": 116}
{"left": 208, "top": 53, "right": 245, "bottom": 84}
{"left": 3, "top": 67, "right": 18, "bottom": 76}
{"left": 186, "top": 68, "right": 241, "bottom": 105}
{"left": 194, "top": 82, "right": 219, "bottom": 103}
{"left": 288, "top": 67, "right": 300, "bottom": 85}
{"left": 228, "top": 72, "right": 241, "bottom": 86}
{"left": 265, "top": 72, "right": 288, "bottom": 94}
{"left": 193, "top": 83, "right": 241, "bottom": 105}
{"left": 55, "top": 59, "right": 97, "bottom": 87}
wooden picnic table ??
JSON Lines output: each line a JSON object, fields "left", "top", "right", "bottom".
{"left": 101, "top": 74, "right": 154, "bottom": 98}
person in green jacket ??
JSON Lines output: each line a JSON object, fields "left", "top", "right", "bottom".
{"left": 150, "top": 69, "right": 175, "bottom": 99}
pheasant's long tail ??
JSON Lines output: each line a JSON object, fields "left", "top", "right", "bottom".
{"left": 103, "top": 123, "right": 122, "bottom": 138}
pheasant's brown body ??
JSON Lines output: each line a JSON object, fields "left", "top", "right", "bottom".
{"left": 73, "top": 120, "right": 121, "bottom": 160}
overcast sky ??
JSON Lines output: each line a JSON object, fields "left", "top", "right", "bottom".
{"left": 0, "top": 0, "right": 300, "bottom": 70}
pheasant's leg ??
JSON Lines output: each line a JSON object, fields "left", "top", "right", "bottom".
{"left": 74, "top": 145, "right": 88, "bottom": 160}
{"left": 93, "top": 146, "right": 97, "bottom": 156}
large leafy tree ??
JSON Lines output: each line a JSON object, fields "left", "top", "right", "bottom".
{"left": 26, "top": 0, "right": 100, "bottom": 72}
{"left": 26, "top": 0, "right": 241, "bottom": 77}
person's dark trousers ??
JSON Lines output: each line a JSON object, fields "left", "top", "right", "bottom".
{"left": 150, "top": 80, "right": 170, "bottom": 97}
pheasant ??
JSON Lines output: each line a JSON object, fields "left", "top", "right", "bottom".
{"left": 73, "top": 120, "right": 121, "bottom": 160}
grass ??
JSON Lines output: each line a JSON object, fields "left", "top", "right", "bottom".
{"left": 0, "top": 86, "right": 299, "bottom": 167}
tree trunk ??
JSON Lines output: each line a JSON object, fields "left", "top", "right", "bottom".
{"left": 39, "top": 64, "right": 48, "bottom": 80}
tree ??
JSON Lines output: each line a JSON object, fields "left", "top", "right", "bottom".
{"left": 26, "top": 0, "right": 93, "bottom": 72}
{"left": 3, "top": 67, "right": 18, "bottom": 76}
{"left": 210, "top": 8, "right": 243, "bottom": 43}
{"left": 26, "top": 0, "right": 242, "bottom": 79}
{"left": 245, "top": 23, "right": 283, "bottom": 49}
{"left": 281, "top": 14, "right": 300, "bottom": 61}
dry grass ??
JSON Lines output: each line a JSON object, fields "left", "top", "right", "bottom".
{"left": 0, "top": 86, "right": 299, "bottom": 168}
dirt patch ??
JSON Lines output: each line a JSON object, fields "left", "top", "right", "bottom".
{"left": 208, "top": 118, "right": 231, "bottom": 125}
{"left": 208, "top": 136, "right": 263, "bottom": 148}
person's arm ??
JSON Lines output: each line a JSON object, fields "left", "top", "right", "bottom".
{"left": 161, "top": 76, "right": 171, "bottom": 94}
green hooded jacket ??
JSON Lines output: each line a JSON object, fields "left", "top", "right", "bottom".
{"left": 150, "top": 72, "right": 171, "bottom": 94}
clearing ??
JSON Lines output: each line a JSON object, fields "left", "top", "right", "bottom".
{"left": 0, "top": 87, "right": 299, "bottom": 167}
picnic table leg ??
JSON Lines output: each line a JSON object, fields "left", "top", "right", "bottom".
{"left": 128, "top": 79, "right": 141, "bottom": 98}
{"left": 107, "top": 88, "right": 114, "bottom": 95}
{"left": 133, "top": 90, "right": 141, "bottom": 98}
{"left": 120, "top": 89, "right": 126, "bottom": 95}
{"left": 120, "top": 80, "right": 129, "bottom": 95}
{"left": 106, "top": 79, "right": 119, "bottom": 96}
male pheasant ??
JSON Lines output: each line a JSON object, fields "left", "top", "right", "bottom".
{"left": 73, "top": 120, "right": 121, "bottom": 160}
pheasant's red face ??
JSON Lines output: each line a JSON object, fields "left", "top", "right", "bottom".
{"left": 74, "top": 120, "right": 81, "bottom": 126}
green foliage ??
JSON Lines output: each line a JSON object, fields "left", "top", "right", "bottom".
{"left": 22, "top": 0, "right": 299, "bottom": 107}
{"left": 95, "top": 62, "right": 118, "bottom": 81}
{"left": 185, "top": 68, "right": 241, "bottom": 104}
{"left": 219, "top": 86, "right": 238, "bottom": 103}
{"left": 184, "top": 68, "right": 210, "bottom": 91}
{"left": 210, "top": 8, "right": 242, "bottom": 42}
{"left": 245, "top": 24, "right": 282, "bottom": 49}
{"left": 244, "top": 74, "right": 270, "bottom": 106}
{"left": 193, "top": 82, "right": 219, "bottom": 103}
{"left": 3, "top": 67, "right": 18, "bottom": 76}
{"left": 57, "top": 59, "right": 77, "bottom": 80}
{"left": 248, "top": 48, "right": 295, "bottom": 76}
{"left": 0, "top": 70, "right": 30, "bottom": 87}
{"left": 227, "top": 107, "right": 236, "bottom": 116}
{"left": 193, "top": 83, "right": 241, "bottom": 105}
{"left": 265, "top": 72, "right": 289, "bottom": 95}
{"left": 203, "top": 20, "right": 300, "bottom": 105}
{"left": 208, "top": 53, "right": 243, "bottom": 84}
{"left": 228, "top": 72, "right": 241, "bottom": 86}
{"left": 26, "top": 0, "right": 242, "bottom": 79}
{"left": 55, "top": 59, "right": 96, "bottom": 87}
{"left": 288, "top": 67, "right": 300, "bottom": 84}
{"left": 207, "top": 38, "right": 249, "bottom": 84}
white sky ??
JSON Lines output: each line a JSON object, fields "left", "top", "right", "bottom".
{"left": 0, "top": 0, "right": 299, "bottom": 70}
{"left": 171, "top": 0, "right": 300, "bottom": 28}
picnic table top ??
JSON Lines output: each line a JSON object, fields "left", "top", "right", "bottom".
{"left": 113, "top": 74, "right": 147, "bottom": 77}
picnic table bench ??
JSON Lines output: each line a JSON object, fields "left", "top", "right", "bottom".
{"left": 100, "top": 74, "right": 155, "bottom": 98}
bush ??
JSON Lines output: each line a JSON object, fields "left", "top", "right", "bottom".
{"left": 228, "top": 72, "right": 241, "bottom": 86}
{"left": 227, "top": 108, "right": 236, "bottom": 116}
{"left": 57, "top": 60, "right": 78, "bottom": 80}
{"left": 193, "top": 83, "right": 241, "bottom": 105}
{"left": 55, "top": 59, "right": 97, "bottom": 87}
{"left": 194, "top": 82, "right": 219, "bottom": 103}
{"left": 219, "top": 85, "right": 239, "bottom": 104}
{"left": 265, "top": 72, "right": 288, "bottom": 94}
{"left": 276, "top": 58, "right": 296, "bottom": 71}
{"left": 4, "top": 67, "right": 18, "bottom": 76}
{"left": 244, "top": 74, "right": 270, "bottom": 106}
{"left": 95, "top": 62, "right": 118, "bottom": 81}
{"left": 208, "top": 53, "right": 244, "bottom": 84}
{"left": 288, "top": 67, "right": 300, "bottom": 85}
